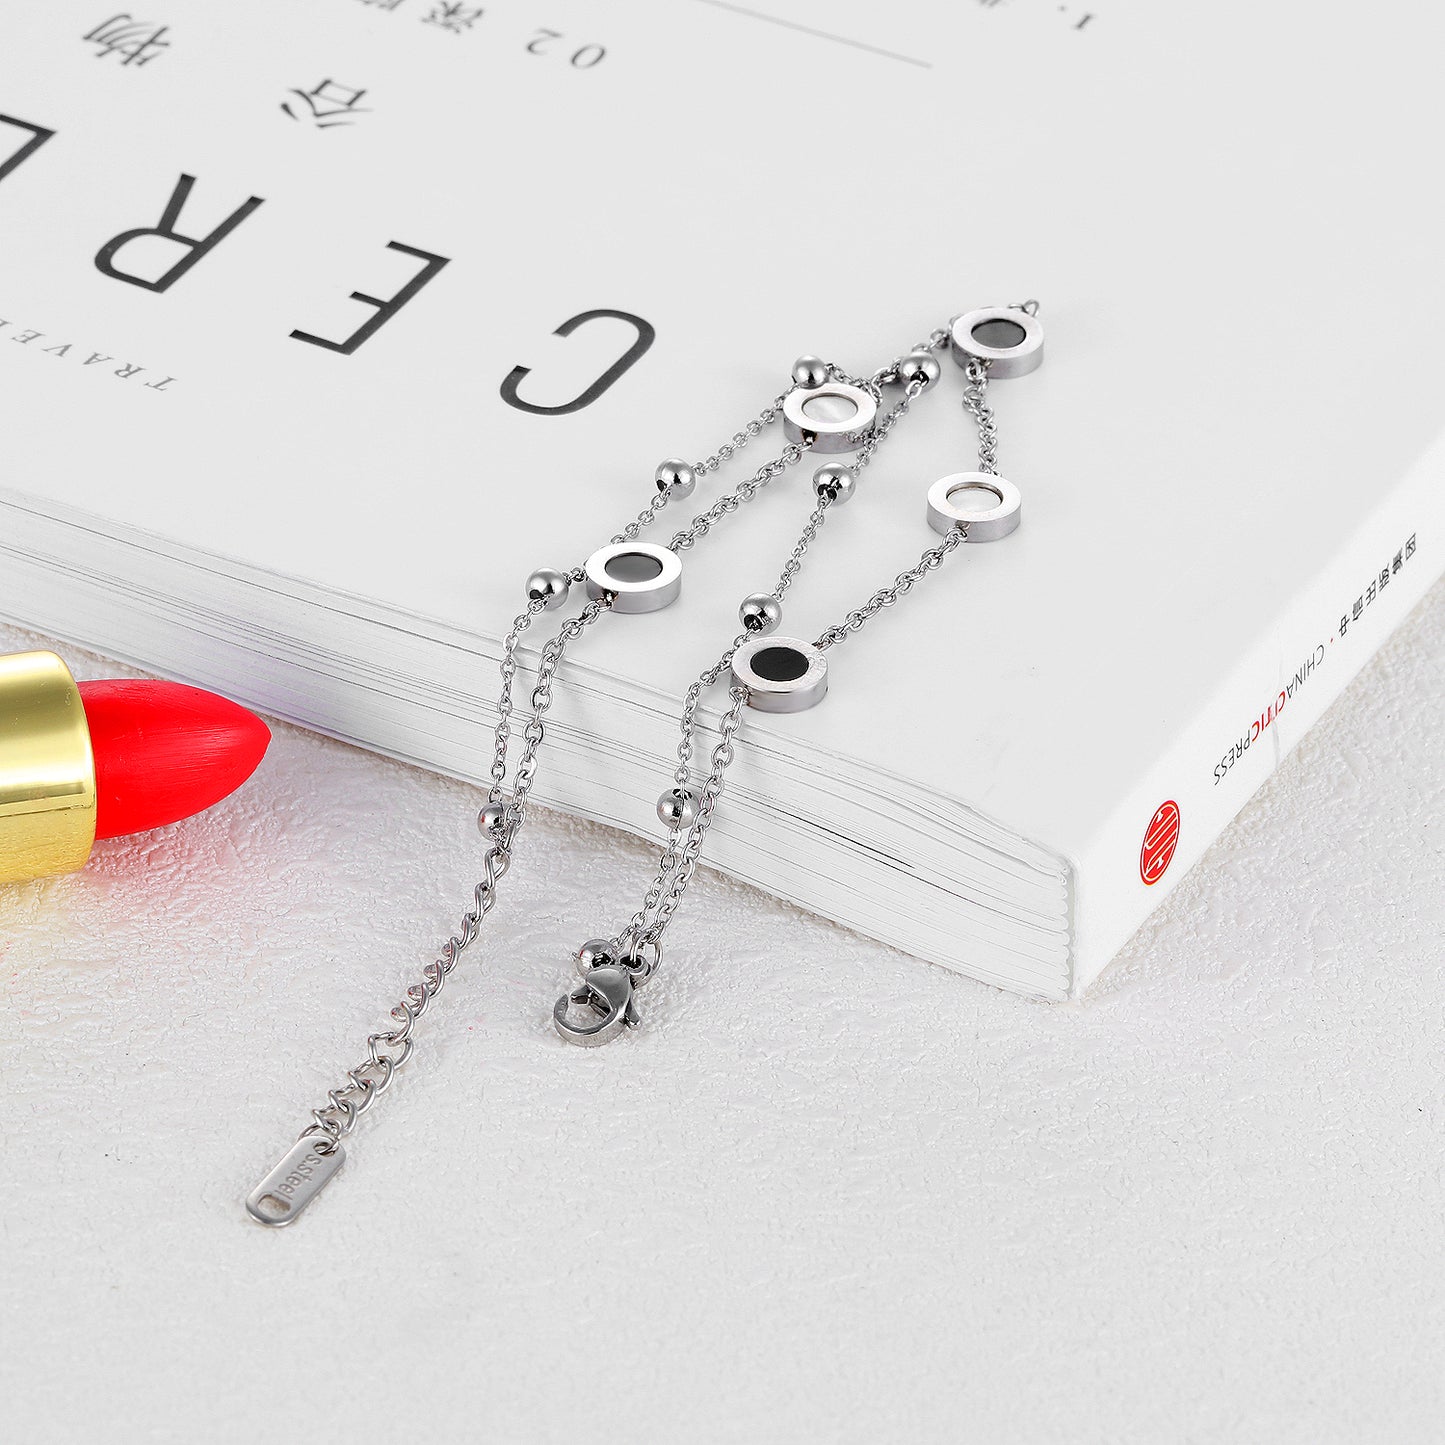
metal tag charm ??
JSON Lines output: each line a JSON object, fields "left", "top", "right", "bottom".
{"left": 245, "top": 1136, "right": 345, "bottom": 1227}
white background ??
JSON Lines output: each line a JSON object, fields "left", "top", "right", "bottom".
{"left": 3, "top": 580, "right": 1441, "bottom": 1443}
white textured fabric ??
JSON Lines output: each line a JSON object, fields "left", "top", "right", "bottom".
{"left": 2, "top": 591, "right": 1442, "bottom": 1444}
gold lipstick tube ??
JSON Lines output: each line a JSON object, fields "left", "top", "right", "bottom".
{"left": 0, "top": 651, "right": 98, "bottom": 883}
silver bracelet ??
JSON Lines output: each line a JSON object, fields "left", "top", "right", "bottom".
{"left": 247, "top": 302, "right": 1044, "bottom": 1226}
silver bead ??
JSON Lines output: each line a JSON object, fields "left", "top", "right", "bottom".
{"left": 791, "top": 354, "right": 829, "bottom": 389}
{"left": 654, "top": 458, "right": 696, "bottom": 500}
{"left": 576, "top": 937, "right": 616, "bottom": 977}
{"left": 812, "top": 462, "right": 856, "bottom": 505}
{"left": 525, "top": 566, "right": 571, "bottom": 611}
{"left": 656, "top": 786, "right": 699, "bottom": 829}
{"left": 739, "top": 592, "right": 782, "bottom": 635}
{"left": 897, "top": 351, "right": 941, "bottom": 389}
{"left": 477, "top": 800, "right": 508, "bottom": 836}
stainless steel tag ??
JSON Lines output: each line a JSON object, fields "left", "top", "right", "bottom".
{"left": 245, "top": 1136, "right": 344, "bottom": 1227}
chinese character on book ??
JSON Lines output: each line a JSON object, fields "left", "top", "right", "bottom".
{"left": 281, "top": 80, "right": 371, "bottom": 129}
{"left": 84, "top": 14, "right": 171, "bottom": 65}
{"left": 423, "top": 3, "right": 483, "bottom": 33}
{"left": 356, "top": 0, "right": 406, "bottom": 10}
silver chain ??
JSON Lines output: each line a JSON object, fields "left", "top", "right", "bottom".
{"left": 251, "top": 315, "right": 979, "bottom": 1217}
{"left": 615, "top": 374, "right": 939, "bottom": 954}
{"left": 602, "top": 393, "right": 791, "bottom": 548}
{"left": 961, "top": 358, "right": 998, "bottom": 474}
{"left": 620, "top": 685, "right": 748, "bottom": 950}
{"left": 693, "top": 392, "right": 792, "bottom": 476}
{"left": 607, "top": 302, "right": 1036, "bottom": 952}
{"left": 667, "top": 440, "right": 813, "bottom": 553}
{"left": 814, "top": 525, "right": 968, "bottom": 651}
{"left": 289, "top": 596, "right": 611, "bottom": 1159}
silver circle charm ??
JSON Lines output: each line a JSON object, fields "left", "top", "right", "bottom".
{"left": 949, "top": 306, "right": 1043, "bottom": 379}
{"left": 584, "top": 542, "right": 682, "bottom": 614}
{"left": 782, "top": 382, "right": 877, "bottom": 454}
{"left": 739, "top": 592, "right": 782, "bottom": 635}
{"left": 925, "top": 472, "right": 1023, "bottom": 542}
{"left": 525, "top": 566, "right": 571, "bottom": 611}
{"left": 732, "top": 636, "right": 829, "bottom": 714}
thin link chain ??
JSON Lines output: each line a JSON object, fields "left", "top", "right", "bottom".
{"left": 667, "top": 372, "right": 922, "bottom": 556}
{"left": 773, "top": 493, "right": 831, "bottom": 601}
{"left": 604, "top": 390, "right": 790, "bottom": 550}
{"left": 617, "top": 377, "right": 935, "bottom": 952}
{"left": 615, "top": 313, "right": 1017, "bottom": 948}
{"left": 848, "top": 374, "right": 928, "bottom": 471}
{"left": 624, "top": 686, "right": 747, "bottom": 949}
{"left": 259, "top": 315, "right": 962, "bottom": 1186}
{"left": 667, "top": 440, "right": 813, "bottom": 553}
{"left": 619, "top": 492, "right": 835, "bottom": 949}
{"left": 865, "top": 324, "right": 952, "bottom": 390}
{"left": 488, "top": 603, "right": 545, "bottom": 799}
{"left": 539, "top": 346, "right": 944, "bottom": 955}
{"left": 961, "top": 358, "right": 998, "bottom": 474}
{"left": 814, "top": 525, "right": 968, "bottom": 651}
{"left": 664, "top": 382, "right": 923, "bottom": 796}
{"left": 693, "top": 392, "right": 792, "bottom": 476}
{"left": 505, "top": 598, "right": 612, "bottom": 836}
{"left": 293, "top": 597, "right": 611, "bottom": 1156}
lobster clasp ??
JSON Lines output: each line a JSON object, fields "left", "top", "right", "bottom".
{"left": 553, "top": 964, "right": 640, "bottom": 1047}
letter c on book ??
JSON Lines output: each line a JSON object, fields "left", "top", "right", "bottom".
{"left": 500, "top": 309, "right": 655, "bottom": 416}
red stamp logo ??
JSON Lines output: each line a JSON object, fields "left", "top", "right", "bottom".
{"left": 1140, "top": 800, "right": 1181, "bottom": 886}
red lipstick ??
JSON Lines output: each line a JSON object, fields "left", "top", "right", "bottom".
{"left": 0, "top": 650, "right": 270, "bottom": 882}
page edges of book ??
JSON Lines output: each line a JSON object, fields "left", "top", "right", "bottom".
{"left": 1066, "top": 427, "right": 1445, "bottom": 997}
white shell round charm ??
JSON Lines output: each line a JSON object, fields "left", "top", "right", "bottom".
{"left": 583, "top": 542, "right": 682, "bottom": 614}
{"left": 949, "top": 306, "right": 1043, "bottom": 379}
{"left": 731, "top": 636, "right": 829, "bottom": 713}
{"left": 781, "top": 381, "right": 877, "bottom": 454}
{"left": 925, "top": 472, "right": 1022, "bottom": 541}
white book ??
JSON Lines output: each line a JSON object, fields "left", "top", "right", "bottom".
{"left": 0, "top": 0, "right": 1440, "bottom": 998}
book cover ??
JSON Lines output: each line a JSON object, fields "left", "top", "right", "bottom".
{"left": 1, "top": 0, "right": 1441, "bottom": 997}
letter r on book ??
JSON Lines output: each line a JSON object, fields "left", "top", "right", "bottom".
{"left": 94, "top": 175, "right": 264, "bottom": 292}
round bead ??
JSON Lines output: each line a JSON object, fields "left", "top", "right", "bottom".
{"left": 656, "top": 786, "right": 699, "bottom": 830}
{"left": 812, "top": 462, "right": 856, "bottom": 506}
{"left": 654, "top": 458, "right": 697, "bottom": 501}
{"left": 925, "top": 472, "right": 1023, "bottom": 542}
{"left": 575, "top": 937, "right": 616, "bottom": 978}
{"left": 732, "top": 636, "right": 829, "bottom": 714}
{"left": 791, "top": 354, "right": 829, "bottom": 389}
{"left": 477, "top": 800, "right": 508, "bottom": 836}
{"left": 897, "top": 351, "right": 941, "bottom": 389}
{"left": 739, "top": 592, "right": 783, "bottom": 635}
{"left": 949, "top": 306, "right": 1044, "bottom": 379}
{"left": 782, "top": 382, "right": 877, "bottom": 454}
{"left": 525, "top": 566, "right": 571, "bottom": 611}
